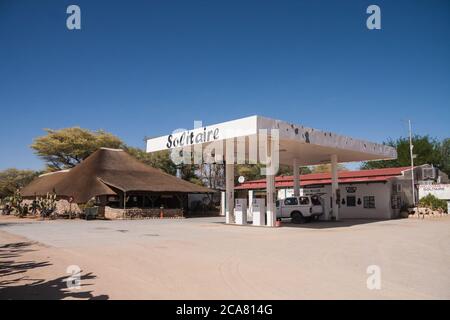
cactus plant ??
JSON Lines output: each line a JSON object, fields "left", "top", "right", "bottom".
{"left": 36, "top": 192, "right": 57, "bottom": 218}
{"left": 6, "top": 189, "right": 28, "bottom": 217}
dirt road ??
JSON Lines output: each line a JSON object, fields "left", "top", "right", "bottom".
{"left": 1, "top": 216, "right": 449, "bottom": 299}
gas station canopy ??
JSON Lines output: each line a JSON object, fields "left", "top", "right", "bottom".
{"left": 146, "top": 115, "right": 397, "bottom": 227}
{"left": 146, "top": 115, "right": 397, "bottom": 166}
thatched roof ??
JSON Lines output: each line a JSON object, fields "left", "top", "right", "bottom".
{"left": 22, "top": 148, "right": 213, "bottom": 203}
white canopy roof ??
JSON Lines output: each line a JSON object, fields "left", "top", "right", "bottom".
{"left": 146, "top": 115, "right": 396, "bottom": 166}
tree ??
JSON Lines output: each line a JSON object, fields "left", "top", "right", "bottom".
{"left": 125, "top": 146, "right": 204, "bottom": 184}
{"left": 235, "top": 164, "right": 264, "bottom": 182}
{"left": 235, "top": 164, "right": 311, "bottom": 183}
{"left": 361, "top": 135, "right": 448, "bottom": 175}
{"left": 179, "top": 164, "right": 201, "bottom": 184}
{"left": 438, "top": 138, "right": 450, "bottom": 176}
{"left": 124, "top": 147, "right": 177, "bottom": 175}
{"left": 310, "top": 164, "right": 347, "bottom": 174}
{"left": 0, "top": 169, "right": 39, "bottom": 199}
{"left": 197, "top": 163, "right": 225, "bottom": 189}
{"left": 419, "top": 194, "right": 447, "bottom": 212}
{"left": 31, "top": 128, "right": 124, "bottom": 171}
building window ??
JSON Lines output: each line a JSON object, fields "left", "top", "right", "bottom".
{"left": 422, "top": 167, "right": 436, "bottom": 180}
{"left": 391, "top": 195, "right": 401, "bottom": 209}
{"left": 392, "top": 184, "right": 402, "bottom": 193}
{"left": 347, "top": 196, "right": 356, "bottom": 207}
{"left": 284, "top": 197, "right": 298, "bottom": 206}
{"left": 363, "top": 196, "right": 376, "bottom": 209}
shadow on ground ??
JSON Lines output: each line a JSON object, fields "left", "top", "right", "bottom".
{"left": 0, "top": 222, "right": 35, "bottom": 228}
{"left": 280, "top": 219, "right": 388, "bottom": 229}
{"left": 0, "top": 241, "right": 108, "bottom": 300}
{"left": 214, "top": 218, "right": 389, "bottom": 229}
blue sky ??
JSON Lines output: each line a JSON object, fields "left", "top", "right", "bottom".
{"left": 0, "top": 0, "right": 449, "bottom": 171}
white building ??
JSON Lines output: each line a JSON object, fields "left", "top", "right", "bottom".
{"left": 236, "top": 164, "right": 449, "bottom": 219}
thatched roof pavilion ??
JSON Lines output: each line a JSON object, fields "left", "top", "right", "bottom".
{"left": 22, "top": 148, "right": 213, "bottom": 205}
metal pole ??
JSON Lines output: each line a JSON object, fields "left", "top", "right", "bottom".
{"left": 331, "top": 154, "right": 339, "bottom": 221}
{"left": 123, "top": 191, "right": 126, "bottom": 219}
{"left": 409, "top": 120, "right": 415, "bottom": 206}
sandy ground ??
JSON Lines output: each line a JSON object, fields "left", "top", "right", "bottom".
{"left": 0, "top": 215, "right": 449, "bottom": 300}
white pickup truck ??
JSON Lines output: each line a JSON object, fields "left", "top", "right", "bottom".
{"left": 276, "top": 195, "right": 324, "bottom": 223}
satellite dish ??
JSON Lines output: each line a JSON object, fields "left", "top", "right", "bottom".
{"left": 238, "top": 176, "right": 245, "bottom": 184}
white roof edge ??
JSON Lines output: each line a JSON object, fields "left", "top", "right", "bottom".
{"left": 39, "top": 169, "right": 71, "bottom": 177}
{"left": 100, "top": 147, "right": 124, "bottom": 152}
{"left": 399, "top": 164, "right": 428, "bottom": 174}
{"left": 255, "top": 115, "right": 397, "bottom": 159}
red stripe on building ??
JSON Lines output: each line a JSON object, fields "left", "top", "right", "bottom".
{"left": 235, "top": 167, "right": 410, "bottom": 190}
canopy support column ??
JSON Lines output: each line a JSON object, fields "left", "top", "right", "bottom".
{"left": 266, "top": 173, "right": 276, "bottom": 227}
{"left": 293, "top": 158, "right": 300, "bottom": 197}
{"left": 225, "top": 163, "right": 234, "bottom": 224}
{"left": 331, "top": 154, "right": 339, "bottom": 221}
{"left": 220, "top": 191, "right": 226, "bottom": 216}
{"left": 248, "top": 190, "right": 254, "bottom": 221}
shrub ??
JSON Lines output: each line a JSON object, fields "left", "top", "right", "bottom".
{"left": 419, "top": 194, "right": 448, "bottom": 213}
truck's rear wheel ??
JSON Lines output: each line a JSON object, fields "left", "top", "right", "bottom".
{"left": 291, "top": 211, "right": 305, "bottom": 224}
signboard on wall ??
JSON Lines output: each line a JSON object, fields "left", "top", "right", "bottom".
{"left": 277, "top": 187, "right": 327, "bottom": 199}
{"left": 346, "top": 186, "right": 357, "bottom": 193}
{"left": 418, "top": 184, "right": 450, "bottom": 200}
{"left": 302, "top": 187, "right": 326, "bottom": 195}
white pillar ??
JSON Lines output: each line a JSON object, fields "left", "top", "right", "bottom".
{"left": 225, "top": 163, "right": 234, "bottom": 224}
{"left": 235, "top": 199, "right": 247, "bottom": 225}
{"left": 266, "top": 173, "right": 276, "bottom": 227}
{"left": 220, "top": 191, "right": 226, "bottom": 216}
{"left": 252, "top": 198, "right": 266, "bottom": 226}
{"left": 331, "top": 154, "right": 339, "bottom": 220}
{"left": 248, "top": 190, "right": 254, "bottom": 221}
{"left": 293, "top": 158, "right": 300, "bottom": 197}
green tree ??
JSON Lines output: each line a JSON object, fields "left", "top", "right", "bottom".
{"left": 125, "top": 147, "right": 177, "bottom": 175}
{"left": 0, "top": 169, "right": 39, "bottom": 198}
{"left": 419, "top": 194, "right": 447, "bottom": 212}
{"left": 361, "top": 135, "right": 447, "bottom": 174}
{"left": 235, "top": 164, "right": 311, "bottom": 183}
{"left": 125, "top": 146, "right": 202, "bottom": 183}
{"left": 31, "top": 127, "right": 124, "bottom": 171}
{"left": 235, "top": 164, "right": 264, "bottom": 182}
{"left": 179, "top": 164, "right": 200, "bottom": 183}
{"left": 310, "top": 163, "right": 347, "bottom": 174}
{"left": 438, "top": 138, "right": 450, "bottom": 176}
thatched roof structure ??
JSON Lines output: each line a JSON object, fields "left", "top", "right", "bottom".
{"left": 22, "top": 148, "right": 213, "bottom": 203}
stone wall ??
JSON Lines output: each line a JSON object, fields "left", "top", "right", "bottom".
{"left": 103, "top": 207, "right": 184, "bottom": 220}
{"left": 21, "top": 199, "right": 81, "bottom": 216}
